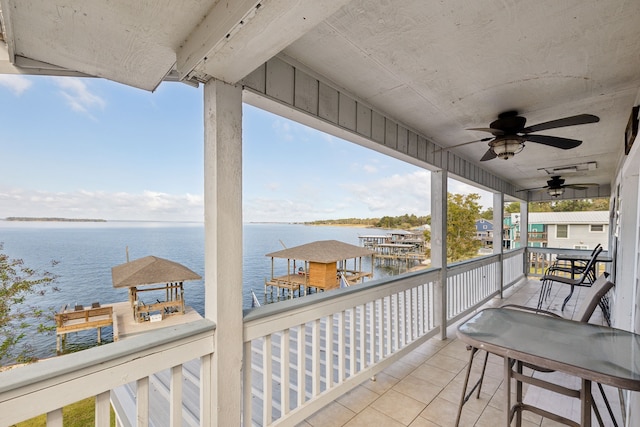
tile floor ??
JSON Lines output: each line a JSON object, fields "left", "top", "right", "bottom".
{"left": 297, "top": 277, "right": 622, "bottom": 427}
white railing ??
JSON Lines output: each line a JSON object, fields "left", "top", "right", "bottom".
{"left": 446, "top": 249, "right": 526, "bottom": 324}
{"left": 242, "top": 270, "right": 439, "bottom": 426}
{"left": 1, "top": 250, "right": 533, "bottom": 427}
{"left": 525, "top": 246, "right": 610, "bottom": 277}
{"left": 0, "top": 319, "right": 216, "bottom": 427}
{"left": 503, "top": 247, "right": 526, "bottom": 287}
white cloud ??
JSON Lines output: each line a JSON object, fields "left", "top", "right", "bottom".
{"left": 51, "top": 77, "right": 106, "bottom": 117}
{"left": 448, "top": 180, "right": 493, "bottom": 209}
{"left": 0, "top": 75, "right": 32, "bottom": 95}
{"left": 0, "top": 188, "right": 203, "bottom": 222}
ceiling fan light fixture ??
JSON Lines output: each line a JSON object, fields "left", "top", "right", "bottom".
{"left": 548, "top": 187, "right": 565, "bottom": 197}
{"left": 491, "top": 136, "right": 525, "bottom": 160}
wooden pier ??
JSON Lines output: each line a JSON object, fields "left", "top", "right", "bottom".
{"left": 359, "top": 231, "right": 428, "bottom": 268}
{"left": 54, "top": 303, "right": 117, "bottom": 352}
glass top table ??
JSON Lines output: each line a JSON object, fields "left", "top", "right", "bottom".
{"left": 457, "top": 308, "right": 640, "bottom": 426}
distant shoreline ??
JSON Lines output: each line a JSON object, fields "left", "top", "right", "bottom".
{"left": 4, "top": 217, "right": 107, "bottom": 223}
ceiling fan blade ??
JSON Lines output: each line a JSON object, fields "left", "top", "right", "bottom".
{"left": 467, "top": 127, "right": 505, "bottom": 136}
{"left": 521, "top": 114, "right": 599, "bottom": 133}
{"left": 565, "top": 183, "right": 598, "bottom": 190}
{"left": 433, "top": 137, "right": 493, "bottom": 153}
{"left": 516, "top": 186, "right": 548, "bottom": 192}
{"left": 480, "top": 148, "right": 497, "bottom": 161}
{"left": 525, "top": 134, "right": 582, "bottom": 149}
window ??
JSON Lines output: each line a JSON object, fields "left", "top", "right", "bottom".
{"left": 590, "top": 224, "right": 604, "bottom": 232}
{"left": 556, "top": 224, "right": 568, "bottom": 238}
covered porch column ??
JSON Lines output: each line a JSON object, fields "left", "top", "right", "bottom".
{"left": 519, "top": 201, "right": 529, "bottom": 249}
{"left": 203, "top": 79, "right": 243, "bottom": 426}
{"left": 519, "top": 201, "right": 529, "bottom": 279}
{"left": 493, "top": 192, "right": 504, "bottom": 298}
{"left": 431, "top": 169, "right": 448, "bottom": 339}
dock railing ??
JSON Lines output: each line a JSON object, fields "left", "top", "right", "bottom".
{"left": 1, "top": 248, "right": 527, "bottom": 426}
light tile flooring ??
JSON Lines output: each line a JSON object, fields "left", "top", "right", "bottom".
{"left": 298, "top": 278, "right": 622, "bottom": 427}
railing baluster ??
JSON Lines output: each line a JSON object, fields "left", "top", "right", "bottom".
{"left": 46, "top": 408, "right": 63, "bottom": 427}
{"left": 170, "top": 366, "right": 182, "bottom": 427}
{"left": 393, "top": 294, "right": 399, "bottom": 352}
{"left": 378, "top": 298, "right": 384, "bottom": 358}
{"left": 242, "top": 340, "right": 253, "bottom": 426}
{"left": 349, "top": 308, "right": 356, "bottom": 377}
{"left": 338, "top": 311, "right": 345, "bottom": 382}
{"left": 325, "top": 314, "right": 333, "bottom": 389}
{"left": 263, "top": 334, "right": 272, "bottom": 426}
{"left": 385, "top": 296, "right": 392, "bottom": 355}
{"left": 369, "top": 302, "right": 375, "bottom": 364}
{"left": 96, "top": 391, "right": 110, "bottom": 427}
{"left": 282, "top": 329, "right": 290, "bottom": 416}
{"left": 312, "top": 319, "right": 321, "bottom": 396}
{"left": 359, "top": 304, "right": 366, "bottom": 369}
{"left": 137, "top": 377, "right": 149, "bottom": 427}
{"left": 297, "top": 323, "right": 305, "bottom": 406}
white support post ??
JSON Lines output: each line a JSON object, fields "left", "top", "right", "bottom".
{"left": 520, "top": 201, "right": 529, "bottom": 277}
{"left": 519, "top": 201, "right": 529, "bottom": 249}
{"left": 493, "top": 193, "right": 504, "bottom": 298}
{"left": 431, "top": 169, "right": 448, "bottom": 339}
{"left": 203, "top": 79, "right": 243, "bottom": 426}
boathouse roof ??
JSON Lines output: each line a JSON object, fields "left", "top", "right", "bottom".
{"left": 266, "top": 240, "right": 374, "bottom": 264}
{"left": 111, "top": 255, "right": 202, "bottom": 288}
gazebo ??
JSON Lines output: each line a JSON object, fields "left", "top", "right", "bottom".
{"left": 264, "top": 240, "right": 375, "bottom": 299}
{"left": 111, "top": 256, "right": 201, "bottom": 323}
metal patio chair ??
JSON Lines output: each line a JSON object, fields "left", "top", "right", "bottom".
{"left": 538, "top": 245, "right": 603, "bottom": 311}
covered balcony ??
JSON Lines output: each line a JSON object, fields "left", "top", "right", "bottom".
{"left": 1, "top": 1, "right": 639, "bottom": 426}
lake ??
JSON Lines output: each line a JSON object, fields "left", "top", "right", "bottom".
{"left": 0, "top": 221, "right": 403, "bottom": 360}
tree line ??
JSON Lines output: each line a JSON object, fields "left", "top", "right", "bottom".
{"left": 479, "top": 198, "right": 609, "bottom": 219}
{"left": 306, "top": 214, "right": 429, "bottom": 229}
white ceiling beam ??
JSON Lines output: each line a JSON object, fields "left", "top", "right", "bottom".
{"left": 176, "top": 0, "right": 351, "bottom": 84}
{"left": 0, "top": 51, "right": 93, "bottom": 77}
{"left": 0, "top": 0, "right": 16, "bottom": 63}
{"left": 176, "top": 0, "right": 262, "bottom": 82}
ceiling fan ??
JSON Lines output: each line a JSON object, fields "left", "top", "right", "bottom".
{"left": 517, "top": 176, "right": 598, "bottom": 197}
{"left": 455, "top": 111, "right": 599, "bottom": 161}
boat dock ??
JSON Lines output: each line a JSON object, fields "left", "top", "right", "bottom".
{"left": 359, "top": 230, "right": 428, "bottom": 267}
{"left": 55, "top": 301, "right": 203, "bottom": 352}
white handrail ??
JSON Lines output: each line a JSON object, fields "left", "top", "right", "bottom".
{"left": 0, "top": 319, "right": 216, "bottom": 426}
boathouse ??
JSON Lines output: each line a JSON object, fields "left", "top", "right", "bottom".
{"left": 264, "top": 240, "right": 374, "bottom": 299}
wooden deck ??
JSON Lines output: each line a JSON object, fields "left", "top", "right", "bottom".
{"left": 111, "top": 301, "right": 202, "bottom": 339}
{"left": 55, "top": 301, "right": 203, "bottom": 353}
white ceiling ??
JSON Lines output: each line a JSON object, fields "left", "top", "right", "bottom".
{"left": 2, "top": 0, "right": 639, "bottom": 195}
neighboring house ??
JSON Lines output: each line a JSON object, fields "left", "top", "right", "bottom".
{"left": 506, "top": 211, "right": 609, "bottom": 250}
{"left": 475, "top": 219, "right": 493, "bottom": 246}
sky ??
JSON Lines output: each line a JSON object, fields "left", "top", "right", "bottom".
{"left": 0, "top": 74, "right": 492, "bottom": 222}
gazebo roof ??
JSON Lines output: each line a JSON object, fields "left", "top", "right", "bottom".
{"left": 111, "top": 256, "right": 201, "bottom": 288}
{"left": 266, "top": 240, "right": 374, "bottom": 264}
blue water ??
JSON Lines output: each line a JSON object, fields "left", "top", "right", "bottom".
{"left": 0, "top": 221, "right": 399, "bottom": 360}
